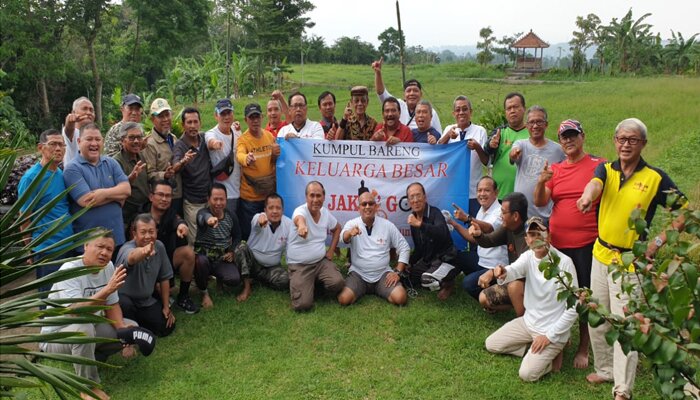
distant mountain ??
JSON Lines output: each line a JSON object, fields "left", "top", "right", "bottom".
{"left": 427, "top": 43, "right": 598, "bottom": 59}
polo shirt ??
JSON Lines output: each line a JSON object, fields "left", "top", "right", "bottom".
{"left": 287, "top": 205, "right": 337, "bottom": 265}
{"left": 266, "top": 120, "right": 288, "bottom": 137}
{"left": 411, "top": 127, "right": 442, "bottom": 144}
{"left": 248, "top": 213, "right": 293, "bottom": 266}
{"left": 173, "top": 134, "right": 212, "bottom": 204}
{"left": 374, "top": 122, "right": 414, "bottom": 143}
{"left": 116, "top": 240, "right": 174, "bottom": 307}
{"left": 63, "top": 155, "right": 129, "bottom": 246}
{"left": 592, "top": 158, "right": 686, "bottom": 265}
{"left": 18, "top": 163, "right": 74, "bottom": 252}
{"left": 342, "top": 216, "right": 410, "bottom": 283}
{"left": 278, "top": 119, "right": 324, "bottom": 139}
{"left": 443, "top": 123, "right": 488, "bottom": 198}
{"left": 378, "top": 89, "right": 442, "bottom": 132}
{"left": 488, "top": 125, "right": 529, "bottom": 199}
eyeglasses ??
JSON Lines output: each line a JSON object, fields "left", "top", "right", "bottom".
{"left": 152, "top": 192, "right": 172, "bottom": 199}
{"left": 527, "top": 120, "right": 547, "bottom": 127}
{"left": 501, "top": 209, "right": 512, "bottom": 215}
{"left": 125, "top": 135, "right": 144, "bottom": 142}
{"left": 615, "top": 136, "right": 644, "bottom": 145}
{"left": 360, "top": 201, "right": 376, "bottom": 207}
{"left": 42, "top": 142, "right": 66, "bottom": 148}
{"left": 290, "top": 103, "right": 307, "bottom": 109}
{"left": 559, "top": 133, "right": 580, "bottom": 143}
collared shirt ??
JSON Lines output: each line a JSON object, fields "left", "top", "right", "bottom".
{"left": 278, "top": 119, "right": 324, "bottom": 139}
{"left": 374, "top": 122, "right": 414, "bottom": 143}
{"left": 475, "top": 201, "right": 508, "bottom": 268}
{"left": 342, "top": 115, "right": 378, "bottom": 141}
{"left": 409, "top": 204, "right": 457, "bottom": 265}
{"left": 442, "top": 123, "right": 488, "bottom": 198}
{"left": 116, "top": 240, "right": 174, "bottom": 307}
{"left": 488, "top": 125, "right": 529, "bottom": 200}
{"left": 248, "top": 213, "right": 293, "bottom": 266}
{"left": 378, "top": 89, "right": 442, "bottom": 132}
{"left": 265, "top": 120, "right": 288, "bottom": 138}
{"left": 142, "top": 128, "right": 182, "bottom": 199}
{"left": 320, "top": 117, "right": 337, "bottom": 134}
{"left": 173, "top": 133, "right": 211, "bottom": 203}
{"left": 113, "top": 150, "right": 150, "bottom": 227}
{"left": 287, "top": 205, "right": 337, "bottom": 265}
{"left": 103, "top": 121, "right": 124, "bottom": 156}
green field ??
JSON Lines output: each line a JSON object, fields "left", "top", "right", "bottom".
{"left": 25, "top": 64, "right": 700, "bottom": 399}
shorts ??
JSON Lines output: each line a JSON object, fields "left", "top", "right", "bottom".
{"left": 345, "top": 271, "right": 401, "bottom": 301}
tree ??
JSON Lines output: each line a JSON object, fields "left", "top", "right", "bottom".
{"left": 569, "top": 14, "right": 601, "bottom": 73}
{"left": 378, "top": 27, "right": 405, "bottom": 62}
{"left": 476, "top": 27, "right": 496, "bottom": 66}
{"left": 598, "top": 9, "right": 656, "bottom": 73}
{"left": 662, "top": 31, "right": 699, "bottom": 74}
{"left": 494, "top": 32, "right": 522, "bottom": 66}
{"left": 330, "top": 37, "right": 378, "bottom": 65}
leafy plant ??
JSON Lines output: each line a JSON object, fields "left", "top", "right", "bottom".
{"left": 474, "top": 97, "right": 507, "bottom": 133}
{"left": 0, "top": 147, "right": 117, "bottom": 399}
{"left": 539, "top": 193, "right": 699, "bottom": 399}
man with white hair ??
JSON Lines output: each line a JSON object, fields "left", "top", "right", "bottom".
{"left": 62, "top": 96, "right": 95, "bottom": 165}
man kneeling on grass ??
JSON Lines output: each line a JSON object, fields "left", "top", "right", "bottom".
{"left": 41, "top": 230, "right": 156, "bottom": 400}
{"left": 234, "top": 193, "right": 292, "bottom": 301}
{"left": 485, "top": 217, "right": 579, "bottom": 382}
{"left": 116, "top": 214, "right": 176, "bottom": 337}
{"left": 338, "top": 191, "right": 409, "bottom": 306}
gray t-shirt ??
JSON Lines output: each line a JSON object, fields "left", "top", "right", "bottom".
{"left": 116, "top": 240, "right": 174, "bottom": 307}
{"left": 512, "top": 139, "right": 565, "bottom": 219}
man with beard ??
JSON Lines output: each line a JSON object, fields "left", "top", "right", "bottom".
{"left": 318, "top": 91, "right": 338, "bottom": 140}
{"left": 372, "top": 57, "right": 441, "bottom": 132}
{"left": 265, "top": 90, "right": 288, "bottom": 137}
{"left": 173, "top": 107, "right": 210, "bottom": 245}
{"left": 104, "top": 93, "right": 143, "bottom": 156}
{"left": 113, "top": 122, "right": 149, "bottom": 231}
{"left": 64, "top": 123, "right": 131, "bottom": 255}
{"left": 335, "top": 86, "right": 378, "bottom": 141}
{"left": 206, "top": 98, "right": 243, "bottom": 216}
{"left": 143, "top": 98, "right": 184, "bottom": 215}
{"left": 411, "top": 101, "right": 440, "bottom": 144}
{"left": 145, "top": 181, "right": 199, "bottom": 314}
{"left": 116, "top": 214, "right": 175, "bottom": 337}
{"left": 278, "top": 92, "right": 324, "bottom": 139}
{"left": 62, "top": 96, "right": 95, "bottom": 165}
{"left": 487, "top": 92, "right": 529, "bottom": 200}
{"left": 371, "top": 97, "right": 413, "bottom": 144}
{"left": 337, "top": 191, "right": 409, "bottom": 306}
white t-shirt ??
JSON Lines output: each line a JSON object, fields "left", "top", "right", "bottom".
{"left": 498, "top": 247, "right": 579, "bottom": 344}
{"left": 378, "top": 89, "right": 442, "bottom": 132}
{"left": 248, "top": 213, "right": 293, "bottom": 266}
{"left": 278, "top": 119, "right": 324, "bottom": 139}
{"left": 443, "top": 123, "right": 488, "bottom": 198}
{"left": 341, "top": 216, "right": 411, "bottom": 283}
{"left": 476, "top": 201, "right": 509, "bottom": 269}
{"left": 42, "top": 259, "right": 119, "bottom": 334}
{"left": 287, "top": 204, "right": 338, "bottom": 264}
{"left": 62, "top": 127, "right": 80, "bottom": 166}
{"left": 205, "top": 125, "right": 242, "bottom": 199}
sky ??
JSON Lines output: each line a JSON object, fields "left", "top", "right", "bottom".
{"left": 305, "top": 0, "right": 699, "bottom": 51}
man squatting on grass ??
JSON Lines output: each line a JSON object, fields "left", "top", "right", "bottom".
{"left": 485, "top": 217, "right": 579, "bottom": 382}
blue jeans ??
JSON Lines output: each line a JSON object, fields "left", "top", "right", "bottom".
{"left": 455, "top": 250, "right": 488, "bottom": 299}
{"left": 237, "top": 199, "right": 265, "bottom": 241}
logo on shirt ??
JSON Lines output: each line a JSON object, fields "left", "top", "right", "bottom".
{"left": 633, "top": 181, "right": 649, "bottom": 193}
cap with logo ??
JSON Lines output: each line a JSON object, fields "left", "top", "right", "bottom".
{"left": 244, "top": 103, "right": 262, "bottom": 118}
{"left": 215, "top": 98, "right": 234, "bottom": 114}
{"left": 150, "top": 98, "right": 172, "bottom": 116}
{"left": 116, "top": 326, "right": 156, "bottom": 356}
{"left": 558, "top": 119, "right": 583, "bottom": 137}
{"left": 525, "top": 216, "right": 548, "bottom": 232}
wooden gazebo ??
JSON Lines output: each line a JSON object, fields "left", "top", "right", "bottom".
{"left": 512, "top": 30, "right": 549, "bottom": 71}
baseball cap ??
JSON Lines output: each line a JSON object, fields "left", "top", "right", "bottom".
{"left": 244, "top": 103, "right": 262, "bottom": 118}
{"left": 116, "top": 326, "right": 156, "bottom": 356}
{"left": 403, "top": 79, "right": 422, "bottom": 90}
{"left": 350, "top": 86, "right": 369, "bottom": 97}
{"left": 150, "top": 98, "right": 171, "bottom": 116}
{"left": 558, "top": 119, "right": 583, "bottom": 137}
{"left": 215, "top": 99, "right": 234, "bottom": 114}
{"left": 122, "top": 93, "right": 143, "bottom": 107}
{"left": 525, "top": 216, "right": 548, "bottom": 232}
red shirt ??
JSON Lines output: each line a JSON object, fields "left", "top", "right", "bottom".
{"left": 374, "top": 122, "right": 413, "bottom": 143}
{"left": 546, "top": 154, "right": 605, "bottom": 249}
{"left": 265, "top": 120, "right": 288, "bottom": 138}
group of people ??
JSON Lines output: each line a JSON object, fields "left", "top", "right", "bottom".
{"left": 18, "top": 59, "right": 687, "bottom": 400}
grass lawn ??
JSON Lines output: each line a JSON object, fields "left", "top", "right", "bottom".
{"left": 19, "top": 64, "right": 697, "bottom": 399}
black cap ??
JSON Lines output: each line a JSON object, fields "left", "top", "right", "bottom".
{"left": 122, "top": 94, "right": 143, "bottom": 107}
{"left": 403, "top": 79, "right": 422, "bottom": 90}
{"left": 215, "top": 98, "right": 234, "bottom": 114}
{"left": 244, "top": 103, "right": 262, "bottom": 117}
{"left": 117, "top": 326, "right": 156, "bottom": 356}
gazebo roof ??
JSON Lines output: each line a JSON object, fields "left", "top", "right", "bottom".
{"left": 512, "top": 30, "right": 549, "bottom": 48}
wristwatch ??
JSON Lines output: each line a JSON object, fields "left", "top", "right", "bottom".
{"left": 653, "top": 236, "right": 664, "bottom": 247}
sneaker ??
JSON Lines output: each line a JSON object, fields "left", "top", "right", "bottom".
{"left": 176, "top": 296, "right": 200, "bottom": 314}
{"left": 421, "top": 273, "right": 441, "bottom": 291}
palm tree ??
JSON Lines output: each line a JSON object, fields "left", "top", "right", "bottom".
{"left": 599, "top": 9, "right": 653, "bottom": 73}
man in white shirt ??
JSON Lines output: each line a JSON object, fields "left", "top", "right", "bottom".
{"left": 287, "top": 181, "right": 344, "bottom": 311}
{"left": 62, "top": 96, "right": 95, "bottom": 166}
{"left": 448, "top": 176, "right": 509, "bottom": 299}
{"left": 278, "top": 92, "right": 324, "bottom": 140}
{"left": 206, "top": 98, "right": 243, "bottom": 216}
{"left": 485, "top": 217, "right": 579, "bottom": 381}
{"left": 338, "top": 191, "right": 410, "bottom": 306}
{"left": 372, "top": 57, "right": 441, "bottom": 132}
{"left": 439, "top": 95, "right": 490, "bottom": 219}
{"left": 234, "top": 193, "right": 292, "bottom": 301}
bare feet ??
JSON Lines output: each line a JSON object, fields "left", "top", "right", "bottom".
{"left": 586, "top": 372, "right": 611, "bottom": 384}
{"left": 80, "top": 387, "right": 109, "bottom": 400}
{"left": 614, "top": 394, "right": 630, "bottom": 400}
{"left": 573, "top": 349, "right": 589, "bottom": 369}
{"left": 437, "top": 282, "right": 454, "bottom": 301}
{"left": 121, "top": 344, "right": 137, "bottom": 359}
{"left": 551, "top": 350, "right": 564, "bottom": 373}
{"left": 236, "top": 287, "right": 252, "bottom": 302}
{"left": 202, "top": 292, "right": 214, "bottom": 309}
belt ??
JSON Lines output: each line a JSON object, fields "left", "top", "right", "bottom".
{"left": 597, "top": 237, "right": 631, "bottom": 253}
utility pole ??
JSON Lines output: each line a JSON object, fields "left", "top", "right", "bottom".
{"left": 396, "top": 1, "right": 406, "bottom": 84}
{"left": 225, "top": 9, "right": 231, "bottom": 98}
{"left": 301, "top": 33, "right": 304, "bottom": 86}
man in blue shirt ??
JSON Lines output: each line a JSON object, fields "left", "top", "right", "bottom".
{"left": 64, "top": 123, "right": 131, "bottom": 257}
{"left": 410, "top": 101, "right": 441, "bottom": 144}
{"left": 18, "top": 129, "right": 76, "bottom": 292}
